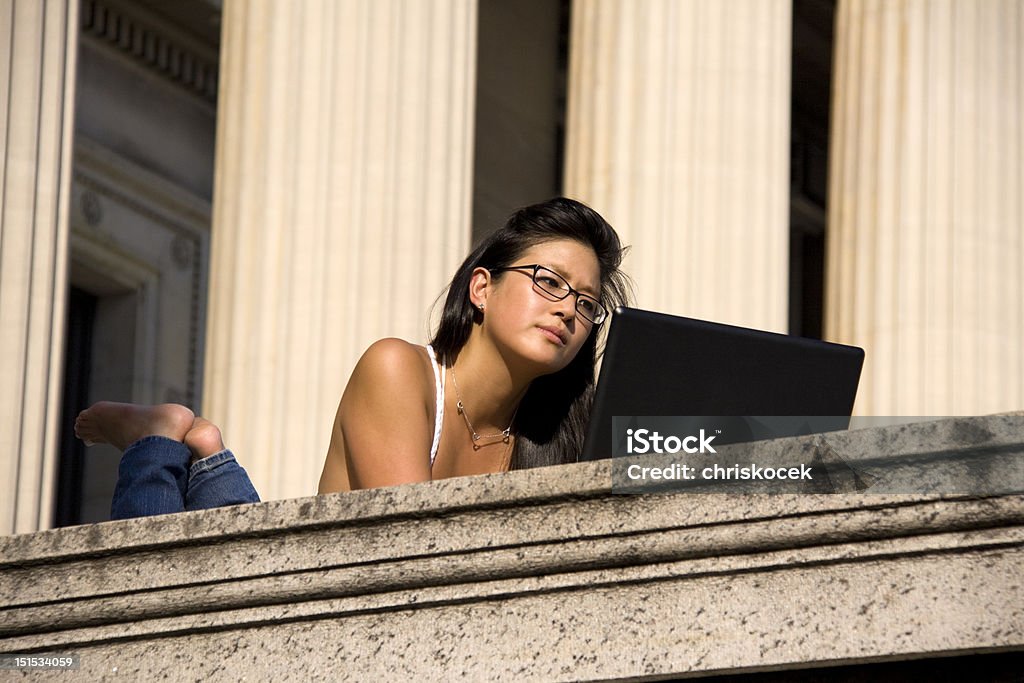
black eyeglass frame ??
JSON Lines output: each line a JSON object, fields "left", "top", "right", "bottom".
{"left": 488, "top": 264, "right": 608, "bottom": 325}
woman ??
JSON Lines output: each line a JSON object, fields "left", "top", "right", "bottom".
{"left": 76, "top": 197, "right": 632, "bottom": 518}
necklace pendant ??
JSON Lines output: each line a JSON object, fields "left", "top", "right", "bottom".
{"left": 450, "top": 366, "right": 517, "bottom": 455}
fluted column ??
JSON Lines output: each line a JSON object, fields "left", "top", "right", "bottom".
{"left": 564, "top": 0, "right": 792, "bottom": 331}
{"left": 205, "top": 0, "right": 476, "bottom": 500}
{"left": 0, "top": 0, "right": 78, "bottom": 535}
{"left": 827, "top": 0, "right": 1023, "bottom": 415}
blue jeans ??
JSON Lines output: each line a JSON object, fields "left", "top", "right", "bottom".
{"left": 110, "top": 436, "right": 261, "bottom": 519}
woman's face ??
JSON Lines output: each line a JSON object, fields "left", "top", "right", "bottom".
{"left": 472, "top": 239, "right": 602, "bottom": 374}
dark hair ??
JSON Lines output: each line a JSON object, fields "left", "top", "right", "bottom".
{"left": 430, "top": 197, "right": 632, "bottom": 469}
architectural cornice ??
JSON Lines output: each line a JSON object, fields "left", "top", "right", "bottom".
{"left": 80, "top": 0, "right": 219, "bottom": 103}
{"left": 2, "top": 415, "right": 1022, "bottom": 679}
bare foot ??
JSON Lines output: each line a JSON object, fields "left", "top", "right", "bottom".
{"left": 184, "top": 417, "right": 226, "bottom": 464}
{"left": 75, "top": 402, "right": 195, "bottom": 451}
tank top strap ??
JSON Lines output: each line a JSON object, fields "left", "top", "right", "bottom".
{"left": 425, "top": 345, "right": 445, "bottom": 468}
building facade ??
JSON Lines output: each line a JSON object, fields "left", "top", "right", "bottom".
{"left": 1, "top": 0, "right": 1022, "bottom": 535}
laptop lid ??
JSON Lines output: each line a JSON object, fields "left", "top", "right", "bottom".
{"left": 580, "top": 307, "right": 865, "bottom": 461}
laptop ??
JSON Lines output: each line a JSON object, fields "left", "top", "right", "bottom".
{"left": 580, "top": 307, "right": 865, "bottom": 461}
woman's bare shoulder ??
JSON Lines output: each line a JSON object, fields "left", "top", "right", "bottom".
{"left": 335, "top": 338, "right": 437, "bottom": 488}
{"left": 342, "top": 338, "right": 435, "bottom": 408}
{"left": 351, "top": 338, "right": 432, "bottom": 381}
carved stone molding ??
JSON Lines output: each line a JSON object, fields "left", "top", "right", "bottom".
{"left": 1, "top": 415, "right": 1022, "bottom": 679}
{"left": 80, "top": 0, "right": 219, "bottom": 102}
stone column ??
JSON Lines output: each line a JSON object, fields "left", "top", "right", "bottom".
{"left": 0, "top": 0, "right": 78, "bottom": 535}
{"left": 564, "top": 0, "right": 792, "bottom": 331}
{"left": 827, "top": 0, "right": 1023, "bottom": 416}
{"left": 205, "top": 0, "right": 476, "bottom": 500}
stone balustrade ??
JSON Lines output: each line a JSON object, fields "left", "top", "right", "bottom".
{"left": 2, "top": 415, "right": 1022, "bottom": 680}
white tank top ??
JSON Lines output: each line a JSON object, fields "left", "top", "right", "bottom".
{"left": 425, "top": 345, "right": 445, "bottom": 468}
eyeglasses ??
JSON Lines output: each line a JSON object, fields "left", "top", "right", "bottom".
{"left": 489, "top": 264, "right": 608, "bottom": 325}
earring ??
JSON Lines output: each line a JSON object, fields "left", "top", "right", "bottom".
{"left": 479, "top": 304, "right": 485, "bottom": 312}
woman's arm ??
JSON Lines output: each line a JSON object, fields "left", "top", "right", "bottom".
{"left": 318, "top": 411, "right": 350, "bottom": 493}
{"left": 318, "top": 339, "right": 434, "bottom": 493}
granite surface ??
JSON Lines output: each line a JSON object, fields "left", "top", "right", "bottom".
{"left": 1, "top": 415, "right": 1022, "bottom": 680}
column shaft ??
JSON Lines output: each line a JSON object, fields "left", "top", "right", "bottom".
{"left": 0, "top": 0, "right": 78, "bottom": 534}
{"left": 827, "top": 0, "right": 1023, "bottom": 415}
{"left": 564, "top": 0, "right": 792, "bottom": 331}
{"left": 206, "top": 0, "right": 476, "bottom": 499}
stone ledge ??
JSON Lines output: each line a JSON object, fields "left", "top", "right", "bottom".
{"left": 1, "top": 415, "right": 1022, "bottom": 680}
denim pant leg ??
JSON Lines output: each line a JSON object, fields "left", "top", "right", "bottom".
{"left": 185, "top": 450, "right": 261, "bottom": 511}
{"left": 110, "top": 436, "right": 190, "bottom": 519}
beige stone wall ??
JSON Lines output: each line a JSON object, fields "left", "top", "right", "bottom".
{"left": 564, "top": 0, "right": 793, "bottom": 332}
{"left": 3, "top": 0, "right": 1021, "bottom": 535}
{"left": 827, "top": 0, "right": 1024, "bottom": 416}
{"left": 2, "top": 415, "right": 1021, "bottom": 679}
{"left": 0, "top": 0, "right": 78, "bottom": 535}
{"left": 204, "top": 0, "right": 477, "bottom": 501}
